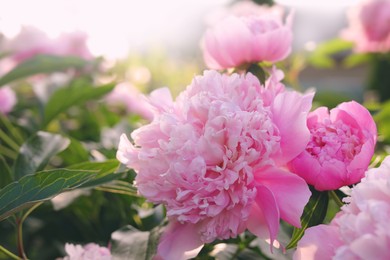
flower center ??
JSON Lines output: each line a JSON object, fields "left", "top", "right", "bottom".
{"left": 307, "top": 119, "right": 362, "bottom": 165}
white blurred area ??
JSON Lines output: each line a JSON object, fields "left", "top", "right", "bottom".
{"left": 0, "top": 0, "right": 362, "bottom": 59}
{"left": 0, "top": 0, "right": 229, "bottom": 59}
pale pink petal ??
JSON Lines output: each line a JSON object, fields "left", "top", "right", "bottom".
{"left": 255, "top": 167, "right": 311, "bottom": 227}
{"left": 156, "top": 221, "right": 204, "bottom": 260}
{"left": 271, "top": 91, "right": 314, "bottom": 164}
{"left": 294, "top": 225, "right": 342, "bottom": 260}
{"left": 249, "top": 184, "right": 280, "bottom": 247}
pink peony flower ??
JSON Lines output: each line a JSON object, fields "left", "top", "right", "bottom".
{"left": 201, "top": 11, "right": 293, "bottom": 70}
{"left": 62, "top": 243, "right": 111, "bottom": 260}
{"left": 289, "top": 101, "right": 377, "bottom": 191}
{"left": 341, "top": 0, "right": 390, "bottom": 53}
{"left": 4, "top": 26, "right": 93, "bottom": 62}
{"left": 105, "top": 82, "right": 154, "bottom": 120}
{"left": 0, "top": 87, "right": 17, "bottom": 114}
{"left": 117, "top": 70, "right": 313, "bottom": 259}
{"left": 294, "top": 155, "right": 390, "bottom": 260}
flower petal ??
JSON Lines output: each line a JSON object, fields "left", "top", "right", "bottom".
{"left": 156, "top": 221, "right": 204, "bottom": 260}
{"left": 256, "top": 167, "right": 311, "bottom": 227}
{"left": 294, "top": 224, "right": 342, "bottom": 260}
{"left": 248, "top": 184, "right": 280, "bottom": 248}
{"left": 271, "top": 91, "right": 314, "bottom": 164}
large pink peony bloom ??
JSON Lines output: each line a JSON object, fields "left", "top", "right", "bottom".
{"left": 294, "top": 155, "right": 390, "bottom": 260}
{"left": 289, "top": 101, "right": 377, "bottom": 191}
{"left": 201, "top": 11, "right": 293, "bottom": 70}
{"left": 0, "top": 87, "right": 17, "bottom": 114}
{"left": 62, "top": 243, "right": 111, "bottom": 260}
{"left": 341, "top": 0, "right": 390, "bottom": 53}
{"left": 117, "top": 70, "right": 313, "bottom": 259}
{"left": 4, "top": 26, "right": 93, "bottom": 62}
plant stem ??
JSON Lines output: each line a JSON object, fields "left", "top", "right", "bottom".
{"left": 0, "top": 245, "right": 22, "bottom": 260}
{"left": 329, "top": 190, "right": 344, "bottom": 208}
{"left": 16, "top": 202, "right": 43, "bottom": 260}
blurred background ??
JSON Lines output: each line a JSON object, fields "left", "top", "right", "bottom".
{"left": 0, "top": 0, "right": 367, "bottom": 100}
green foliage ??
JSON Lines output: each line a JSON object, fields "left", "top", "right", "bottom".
{"left": 286, "top": 188, "right": 329, "bottom": 249}
{"left": 0, "top": 55, "right": 89, "bottom": 87}
{"left": 111, "top": 224, "right": 164, "bottom": 260}
{"left": 43, "top": 81, "right": 115, "bottom": 127}
{"left": 307, "top": 39, "right": 353, "bottom": 68}
{"left": 0, "top": 169, "right": 96, "bottom": 221}
{"left": 13, "top": 131, "right": 70, "bottom": 179}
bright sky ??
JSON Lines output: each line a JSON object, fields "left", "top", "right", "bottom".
{"left": 0, "top": 0, "right": 362, "bottom": 59}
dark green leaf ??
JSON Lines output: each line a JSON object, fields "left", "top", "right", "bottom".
{"left": 57, "top": 137, "right": 89, "bottom": 165}
{"left": 111, "top": 225, "right": 164, "bottom": 260}
{"left": 0, "top": 55, "right": 88, "bottom": 87}
{"left": 247, "top": 63, "right": 266, "bottom": 84}
{"left": 43, "top": 81, "right": 115, "bottom": 127}
{"left": 68, "top": 160, "right": 122, "bottom": 188}
{"left": 286, "top": 188, "right": 329, "bottom": 249}
{"left": 0, "top": 168, "right": 97, "bottom": 221}
{"left": 0, "top": 155, "right": 12, "bottom": 188}
{"left": 13, "top": 131, "right": 70, "bottom": 179}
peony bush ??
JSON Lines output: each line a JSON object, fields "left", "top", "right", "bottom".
{"left": 0, "top": 0, "right": 389, "bottom": 259}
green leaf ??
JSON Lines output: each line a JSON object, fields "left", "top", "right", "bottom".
{"left": 43, "top": 81, "right": 115, "bottom": 127}
{"left": 0, "top": 55, "right": 89, "bottom": 87}
{"left": 247, "top": 63, "right": 266, "bottom": 84}
{"left": 343, "top": 53, "right": 371, "bottom": 68}
{"left": 307, "top": 38, "right": 354, "bottom": 69}
{"left": 0, "top": 168, "right": 97, "bottom": 221}
{"left": 68, "top": 160, "right": 122, "bottom": 188}
{"left": 13, "top": 131, "right": 70, "bottom": 179}
{"left": 111, "top": 224, "right": 164, "bottom": 260}
{"left": 96, "top": 180, "right": 138, "bottom": 197}
{"left": 0, "top": 155, "right": 12, "bottom": 188}
{"left": 286, "top": 188, "right": 329, "bottom": 249}
{"left": 374, "top": 100, "right": 390, "bottom": 142}
{"left": 13, "top": 131, "right": 70, "bottom": 180}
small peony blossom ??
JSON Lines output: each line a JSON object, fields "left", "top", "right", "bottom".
{"left": 289, "top": 101, "right": 377, "bottom": 191}
{"left": 201, "top": 10, "right": 293, "bottom": 70}
{"left": 341, "top": 0, "right": 390, "bottom": 53}
{"left": 117, "top": 70, "right": 313, "bottom": 259}
{"left": 294, "top": 155, "right": 390, "bottom": 260}
{"left": 0, "top": 87, "right": 17, "bottom": 114}
{"left": 4, "top": 26, "right": 93, "bottom": 63}
{"left": 62, "top": 243, "right": 111, "bottom": 260}
{"left": 105, "top": 82, "right": 153, "bottom": 120}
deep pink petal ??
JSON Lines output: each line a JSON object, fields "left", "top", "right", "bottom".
{"left": 288, "top": 151, "right": 321, "bottom": 187}
{"left": 255, "top": 167, "right": 311, "bottom": 227}
{"left": 314, "top": 160, "right": 347, "bottom": 191}
{"left": 331, "top": 101, "right": 376, "bottom": 141}
{"left": 156, "top": 221, "right": 204, "bottom": 260}
{"left": 347, "top": 139, "right": 376, "bottom": 185}
{"left": 294, "top": 224, "right": 343, "bottom": 260}
{"left": 271, "top": 91, "right": 314, "bottom": 164}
